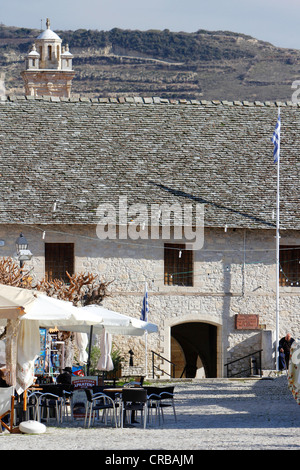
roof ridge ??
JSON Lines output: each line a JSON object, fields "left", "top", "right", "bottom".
{"left": 2, "top": 95, "right": 298, "bottom": 107}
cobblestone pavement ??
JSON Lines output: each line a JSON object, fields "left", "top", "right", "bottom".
{"left": 1, "top": 375, "right": 300, "bottom": 451}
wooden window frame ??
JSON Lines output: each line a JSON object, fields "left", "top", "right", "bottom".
{"left": 164, "top": 243, "right": 193, "bottom": 287}
{"left": 45, "top": 243, "right": 74, "bottom": 283}
{"left": 279, "top": 245, "right": 300, "bottom": 287}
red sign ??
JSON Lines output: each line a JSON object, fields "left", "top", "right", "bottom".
{"left": 235, "top": 314, "right": 260, "bottom": 330}
{"left": 72, "top": 376, "right": 98, "bottom": 389}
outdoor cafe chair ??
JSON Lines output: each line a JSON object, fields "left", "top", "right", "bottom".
{"left": 144, "top": 386, "right": 162, "bottom": 425}
{"left": 158, "top": 386, "right": 177, "bottom": 423}
{"left": 37, "top": 384, "right": 72, "bottom": 423}
{"left": 10, "top": 390, "right": 42, "bottom": 425}
{"left": 84, "top": 389, "right": 118, "bottom": 428}
{"left": 61, "top": 384, "right": 74, "bottom": 421}
{"left": 24, "top": 391, "right": 43, "bottom": 422}
{"left": 38, "top": 389, "right": 65, "bottom": 424}
{"left": 121, "top": 388, "right": 148, "bottom": 429}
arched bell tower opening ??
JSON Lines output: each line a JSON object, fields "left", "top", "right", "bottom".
{"left": 171, "top": 322, "right": 218, "bottom": 378}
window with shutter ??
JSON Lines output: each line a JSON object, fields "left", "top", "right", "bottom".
{"left": 164, "top": 243, "right": 193, "bottom": 286}
{"left": 279, "top": 245, "right": 300, "bottom": 287}
{"left": 45, "top": 243, "right": 74, "bottom": 282}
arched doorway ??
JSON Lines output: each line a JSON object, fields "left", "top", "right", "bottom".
{"left": 171, "top": 322, "right": 217, "bottom": 378}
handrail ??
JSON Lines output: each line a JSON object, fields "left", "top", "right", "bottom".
{"left": 224, "top": 349, "right": 263, "bottom": 378}
{"left": 151, "top": 350, "right": 176, "bottom": 379}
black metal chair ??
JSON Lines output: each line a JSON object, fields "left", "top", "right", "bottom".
{"left": 61, "top": 384, "right": 74, "bottom": 421}
{"left": 38, "top": 385, "right": 65, "bottom": 424}
{"left": 144, "top": 386, "right": 162, "bottom": 425}
{"left": 158, "top": 386, "right": 177, "bottom": 423}
{"left": 121, "top": 388, "right": 148, "bottom": 428}
{"left": 84, "top": 389, "right": 118, "bottom": 428}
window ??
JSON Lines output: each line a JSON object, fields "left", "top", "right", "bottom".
{"left": 164, "top": 243, "right": 193, "bottom": 286}
{"left": 48, "top": 45, "right": 52, "bottom": 60}
{"left": 279, "top": 245, "right": 300, "bottom": 286}
{"left": 45, "top": 243, "right": 74, "bottom": 282}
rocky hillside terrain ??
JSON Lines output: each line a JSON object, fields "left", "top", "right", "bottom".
{"left": 1, "top": 24, "right": 300, "bottom": 101}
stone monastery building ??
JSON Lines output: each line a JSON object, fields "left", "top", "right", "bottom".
{"left": 1, "top": 21, "right": 300, "bottom": 378}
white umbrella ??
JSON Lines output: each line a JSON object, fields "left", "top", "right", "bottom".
{"left": 74, "top": 332, "right": 89, "bottom": 364}
{"left": 0, "top": 284, "right": 158, "bottom": 334}
{"left": 57, "top": 304, "right": 158, "bottom": 376}
{"left": 58, "top": 304, "right": 158, "bottom": 336}
{"left": 21, "top": 294, "right": 77, "bottom": 326}
{"left": 0, "top": 284, "right": 35, "bottom": 320}
{"left": 97, "top": 330, "right": 114, "bottom": 371}
{"left": 0, "top": 284, "right": 77, "bottom": 393}
{"left": 0, "top": 284, "right": 76, "bottom": 327}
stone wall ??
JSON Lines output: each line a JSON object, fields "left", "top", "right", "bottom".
{"left": 2, "top": 223, "right": 300, "bottom": 377}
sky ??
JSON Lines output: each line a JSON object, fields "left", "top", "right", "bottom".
{"left": 1, "top": 0, "right": 300, "bottom": 50}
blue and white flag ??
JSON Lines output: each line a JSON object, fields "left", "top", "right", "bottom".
{"left": 271, "top": 112, "right": 281, "bottom": 163}
{"left": 140, "top": 283, "right": 149, "bottom": 322}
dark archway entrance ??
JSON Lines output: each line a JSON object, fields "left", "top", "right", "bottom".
{"left": 171, "top": 322, "right": 217, "bottom": 378}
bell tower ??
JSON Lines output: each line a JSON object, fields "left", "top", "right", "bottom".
{"left": 21, "top": 19, "right": 75, "bottom": 98}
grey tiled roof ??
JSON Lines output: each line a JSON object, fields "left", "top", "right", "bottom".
{"left": 0, "top": 95, "right": 299, "bottom": 230}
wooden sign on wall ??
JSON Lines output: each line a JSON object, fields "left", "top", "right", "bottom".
{"left": 235, "top": 314, "right": 260, "bottom": 330}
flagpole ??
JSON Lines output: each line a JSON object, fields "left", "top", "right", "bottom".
{"left": 145, "top": 282, "right": 148, "bottom": 377}
{"left": 145, "top": 330, "right": 148, "bottom": 378}
{"left": 275, "top": 107, "right": 280, "bottom": 371}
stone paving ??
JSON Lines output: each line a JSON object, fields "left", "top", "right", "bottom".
{"left": 0, "top": 375, "right": 299, "bottom": 451}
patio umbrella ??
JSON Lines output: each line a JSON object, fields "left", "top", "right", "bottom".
{"left": 0, "top": 284, "right": 77, "bottom": 328}
{"left": 0, "top": 284, "right": 78, "bottom": 393}
{"left": 58, "top": 304, "right": 158, "bottom": 336}
{"left": 0, "top": 284, "right": 35, "bottom": 320}
{"left": 74, "top": 332, "right": 89, "bottom": 364}
{"left": 57, "top": 304, "right": 158, "bottom": 376}
{"left": 15, "top": 319, "right": 40, "bottom": 394}
{"left": 97, "top": 330, "right": 114, "bottom": 371}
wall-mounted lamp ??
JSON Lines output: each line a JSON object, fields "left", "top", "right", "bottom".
{"left": 15, "top": 233, "right": 33, "bottom": 268}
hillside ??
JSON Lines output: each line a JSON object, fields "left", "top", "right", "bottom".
{"left": 0, "top": 25, "right": 299, "bottom": 101}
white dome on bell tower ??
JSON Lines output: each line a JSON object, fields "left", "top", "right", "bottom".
{"left": 21, "top": 18, "right": 75, "bottom": 98}
{"left": 35, "top": 18, "right": 63, "bottom": 70}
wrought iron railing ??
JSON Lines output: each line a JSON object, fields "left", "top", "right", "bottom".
{"left": 151, "top": 350, "right": 176, "bottom": 378}
{"left": 224, "top": 349, "right": 263, "bottom": 378}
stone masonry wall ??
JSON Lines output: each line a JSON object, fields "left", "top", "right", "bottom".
{"left": 2, "top": 223, "right": 300, "bottom": 377}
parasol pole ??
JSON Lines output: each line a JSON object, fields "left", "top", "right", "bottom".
{"left": 87, "top": 325, "right": 93, "bottom": 376}
{"left": 275, "top": 107, "right": 281, "bottom": 371}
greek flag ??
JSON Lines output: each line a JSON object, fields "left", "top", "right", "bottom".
{"left": 140, "top": 283, "right": 149, "bottom": 322}
{"left": 271, "top": 112, "right": 281, "bottom": 163}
